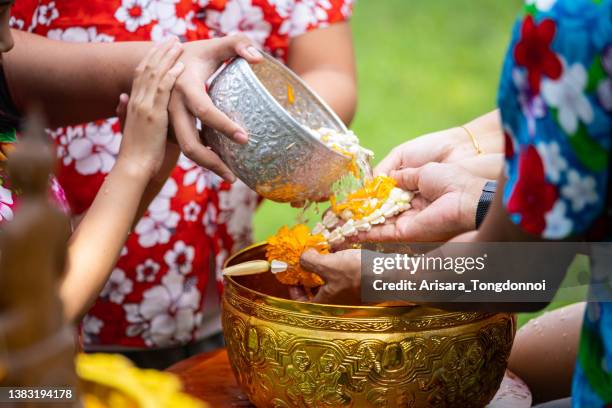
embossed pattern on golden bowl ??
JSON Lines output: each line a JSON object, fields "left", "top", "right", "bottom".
{"left": 222, "top": 243, "right": 516, "bottom": 408}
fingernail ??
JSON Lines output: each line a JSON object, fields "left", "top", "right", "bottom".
{"left": 233, "top": 130, "right": 249, "bottom": 144}
{"left": 246, "top": 46, "right": 262, "bottom": 59}
{"left": 225, "top": 173, "right": 237, "bottom": 183}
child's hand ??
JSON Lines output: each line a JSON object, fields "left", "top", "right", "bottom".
{"left": 117, "top": 38, "right": 185, "bottom": 178}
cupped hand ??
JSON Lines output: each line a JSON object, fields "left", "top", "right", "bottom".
{"left": 374, "top": 127, "right": 478, "bottom": 177}
{"left": 118, "top": 38, "right": 185, "bottom": 178}
{"left": 298, "top": 249, "right": 362, "bottom": 305}
{"left": 375, "top": 110, "right": 504, "bottom": 177}
{"left": 170, "top": 34, "right": 263, "bottom": 183}
{"left": 358, "top": 162, "right": 487, "bottom": 243}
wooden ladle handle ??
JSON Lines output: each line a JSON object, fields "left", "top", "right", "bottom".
{"left": 222, "top": 260, "right": 270, "bottom": 277}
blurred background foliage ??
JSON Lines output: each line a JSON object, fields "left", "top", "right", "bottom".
{"left": 253, "top": 0, "right": 583, "bottom": 325}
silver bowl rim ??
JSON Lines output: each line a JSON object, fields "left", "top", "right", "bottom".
{"left": 212, "top": 52, "right": 352, "bottom": 166}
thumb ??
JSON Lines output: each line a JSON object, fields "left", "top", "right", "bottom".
{"left": 116, "top": 93, "right": 130, "bottom": 133}
{"left": 212, "top": 34, "right": 263, "bottom": 64}
{"left": 389, "top": 167, "right": 420, "bottom": 191}
{"left": 300, "top": 249, "right": 336, "bottom": 281}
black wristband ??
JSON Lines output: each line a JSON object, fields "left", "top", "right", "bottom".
{"left": 475, "top": 180, "right": 497, "bottom": 229}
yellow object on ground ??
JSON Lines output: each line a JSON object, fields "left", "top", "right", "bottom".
{"left": 77, "top": 353, "right": 206, "bottom": 408}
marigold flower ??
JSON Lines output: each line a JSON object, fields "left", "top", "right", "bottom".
{"left": 266, "top": 224, "right": 329, "bottom": 288}
{"left": 330, "top": 175, "right": 397, "bottom": 220}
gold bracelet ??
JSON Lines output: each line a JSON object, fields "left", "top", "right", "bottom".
{"left": 461, "top": 125, "right": 484, "bottom": 155}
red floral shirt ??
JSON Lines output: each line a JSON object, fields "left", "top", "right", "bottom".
{"left": 10, "top": 0, "right": 353, "bottom": 349}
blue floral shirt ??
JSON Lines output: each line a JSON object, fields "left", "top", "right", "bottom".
{"left": 498, "top": 0, "right": 612, "bottom": 406}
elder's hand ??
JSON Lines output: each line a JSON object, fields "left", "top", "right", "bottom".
{"left": 358, "top": 162, "right": 487, "bottom": 243}
{"left": 299, "top": 249, "right": 362, "bottom": 305}
{"left": 170, "top": 34, "right": 263, "bottom": 182}
{"left": 375, "top": 127, "right": 476, "bottom": 176}
{"left": 375, "top": 111, "right": 504, "bottom": 177}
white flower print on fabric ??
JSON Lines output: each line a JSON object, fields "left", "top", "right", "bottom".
{"left": 281, "top": 0, "right": 332, "bottom": 37}
{"left": 36, "top": 1, "right": 59, "bottom": 27}
{"left": 543, "top": 201, "right": 573, "bottom": 239}
{"left": 100, "top": 268, "right": 133, "bottom": 304}
{"left": 0, "top": 184, "right": 14, "bottom": 222}
{"left": 47, "top": 27, "right": 115, "bottom": 43}
{"left": 202, "top": 202, "right": 218, "bottom": 236}
{"left": 48, "top": 126, "right": 82, "bottom": 164}
{"left": 340, "top": 0, "right": 354, "bottom": 18}
{"left": 49, "top": 177, "right": 69, "bottom": 214}
{"left": 183, "top": 201, "right": 201, "bottom": 222}
{"left": 541, "top": 60, "right": 594, "bottom": 135}
{"left": 124, "top": 272, "right": 201, "bottom": 347}
{"left": 115, "top": 0, "right": 155, "bottom": 33}
{"left": 513, "top": 69, "right": 546, "bottom": 136}
{"left": 561, "top": 170, "right": 599, "bottom": 212}
{"left": 9, "top": 16, "right": 25, "bottom": 30}
{"left": 177, "top": 153, "right": 195, "bottom": 170}
{"left": 537, "top": 141, "right": 568, "bottom": 183}
{"left": 150, "top": 2, "right": 197, "bottom": 42}
{"left": 134, "top": 178, "right": 180, "bottom": 248}
{"left": 214, "top": 248, "right": 229, "bottom": 281}
{"left": 205, "top": 0, "right": 272, "bottom": 47}
{"left": 179, "top": 154, "right": 222, "bottom": 193}
{"left": 164, "top": 240, "right": 195, "bottom": 274}
{"left": 218, "top": 180, "right": 257, "bottom": 252}
{"left": 184, "top": 168, "right": 218, "bottom": 193}
{"left": 268, "top": 0, "right": 294, "bottom": 18}
{"left": 82, "top": 315, "right": 104, "bottom": 344}
{"left": 66, "top": 119, "right": 121, "bottom": 175}
{"left": 136, "top": 259, "right": 161, "bottom": 282}
{"left": 526, "top": 0, "right": 557, "bottom": 12}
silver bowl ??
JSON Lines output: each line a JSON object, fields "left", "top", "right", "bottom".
{"left": 203, "top": 53, "right": 351, "bottom": 203}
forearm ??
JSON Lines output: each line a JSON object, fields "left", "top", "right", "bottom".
{"left": 300, "top": 69, "right": 357, "bottom": 125}
{"left": 441, "top": 110, "right": 504, "bottom": 163}
{"left": 456, "top": 153, "right": 503, "bottom": 179}
{"left": 60, "top": 159, "right": 150, "bottom": 322}
{"left": 461, "top": 110, "right": 504, "bottom": 156}
{"left": 288, "top": 23, "right": 357, "bottom": 126}
{"left": 4, "top": 30, "right": 150, "bottom": 127}
{"left": 135, "top": 143, "right": 180, "bottom": 222}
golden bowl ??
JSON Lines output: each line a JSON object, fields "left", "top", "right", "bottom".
{"left": 222, "top": 243, "right": 515, "bottom": 408}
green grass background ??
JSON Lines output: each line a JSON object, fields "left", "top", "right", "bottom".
{"left": 253, "top": 0, "right": 585, "bottom": 326}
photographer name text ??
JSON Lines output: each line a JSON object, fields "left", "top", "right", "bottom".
{"left": 372, "top": 279, "right": 548, "bottom": 293}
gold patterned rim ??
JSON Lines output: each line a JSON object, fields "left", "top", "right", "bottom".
{"left": 224, "top": 242, "right": 495, "bottom": 323}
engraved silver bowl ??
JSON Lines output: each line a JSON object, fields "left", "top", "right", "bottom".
{"left": 203, "top": 53, "right": 351, "bottom": 203}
